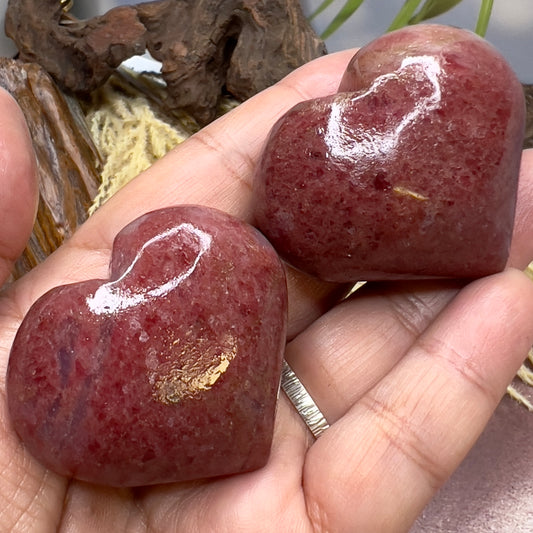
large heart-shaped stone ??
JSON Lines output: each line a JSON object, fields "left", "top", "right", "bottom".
{"left": 253, "top": 24, "right": 526, "bottom": 282}
{"left": 7, "top": 206, "right": 288, "bottom": 487}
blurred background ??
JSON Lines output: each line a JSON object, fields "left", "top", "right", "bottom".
{"left": 301, "top": 0, "right": 533, "bottom": 82}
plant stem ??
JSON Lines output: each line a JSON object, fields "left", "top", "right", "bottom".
{"left": 409, "top": 0, "right": 464, "bottom": 25}
{"left": 387, "top": 0, "right": 424, "bottom": 32}
{"left": 320, "top": 0, "right": 366, "bottom": 39}
{"left": 308, "top": 0, "right": 337, "bottom": 21}
{"left": 475, "top": 0, "right": 493, "bottom": 36}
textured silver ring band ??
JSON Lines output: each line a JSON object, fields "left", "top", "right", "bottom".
{"left": 281, "top": 360, "right": 330, "bottom": 438}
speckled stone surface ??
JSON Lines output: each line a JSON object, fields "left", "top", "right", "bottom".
{"left": 253, "top": 25, "right": 525, "bottom": 282}
{"left": 7, "top": 205, "right": 288, "bottom": 487}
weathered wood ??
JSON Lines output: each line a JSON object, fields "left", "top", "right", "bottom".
{"left": 5, "top": 0, "right": 147, "bottom": 93}
{"left": 136, "top": 0, "right": 327, "bottom": 124}
{"left": 6, "top": 0, "right": 326, "bottom": 124}
{"left": 0, "top": 58, "right": 102, "bottom": 279}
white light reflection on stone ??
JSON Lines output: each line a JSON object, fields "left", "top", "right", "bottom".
{"left": 86, "top": 223, "right": 212, "bottom": 315}
{"left": 324, "top": 55, "right": 443, "bottom": 161}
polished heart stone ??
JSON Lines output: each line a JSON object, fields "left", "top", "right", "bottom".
{"left": 253, "top": 24, "right": 526, "bottom": 282}
{"left": 7, "top": 205, "right": 288, "bottom": 487}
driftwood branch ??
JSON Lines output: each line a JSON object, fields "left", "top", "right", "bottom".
{"left": 6, "top": 0, "right": 326, "bottom": 124}
{"left": 5, "top": 0, "right": 147, "bottom": 93}
{"left": 0, "top": 58, "right": 102, "bottom": 279}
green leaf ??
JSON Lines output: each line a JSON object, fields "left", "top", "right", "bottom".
{"left": 320, "top": 0, "right": 366, "bottom": 39}
{"left": 308, "top": 0, "right": 337, "bottom": 21}
{"left": 475, "top": 0, "right": 494, "bottom": 36}
{"left": 387, "top": 0, "right": 423, "bottom": 32}
{"left": 409, "top": 0, "right": 464, "bottom": 24}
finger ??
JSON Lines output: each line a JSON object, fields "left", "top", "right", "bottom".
{"left": 75, "top": 48, "right": 358, "bottom": 247}
{"left": 60, "top": 398, "right": 312, "bottom": 532}
{"left": 0, "top": 88, "right": 38, "bottom": 285}
{"left": 0, "top": 53, "right": 360, "bottom": 529}
{"left": 509, "top": 148, "right": 533, "bottom": 269}
{"left": 303, "top": 268, "right": 533, "bottom": 533}
{"left": 133, "top": 398, "right": 311, "bottom": 532}
{"left": 286, "top": 145, "right": 533, "bottom": 418}
{"left": 285, "top": 279, "right": 463, "bottom": 422}
{"left": 284, "top": 266, "right": 350, "bottom": 340}
{"left": 2, "top": 50, "right": 357, "bottom": 334}
{"left": 0, "top": 54, "right": 356, "bottom": 517}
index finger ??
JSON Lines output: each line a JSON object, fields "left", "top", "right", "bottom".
{"left": 0, "top": 89, "right": 38, "bottom": 285}
{"left": 82, "top": 49, "right": 358, "bottom": 243}
{"left": 4, "top": 50, "right": 357, "bottom": 334}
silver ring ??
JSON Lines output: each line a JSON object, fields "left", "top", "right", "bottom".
{"left": 281, "top": 360, "right": 330, "bottom": 438}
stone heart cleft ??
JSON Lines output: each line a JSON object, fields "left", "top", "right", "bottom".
{"left": 7, "top": 206, "right": 288, "bottom": 487}
{"left": 253, "top": 24, "right": 526, "bottom": 282}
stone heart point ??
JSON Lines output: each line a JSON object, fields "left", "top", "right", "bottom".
{"left": 253, "top": 24, "right": 526, "bottom": 282}
{"left": 7, "top": 205, "right": 288, "bottom": 487}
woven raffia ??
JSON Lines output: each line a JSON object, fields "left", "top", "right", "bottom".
{"left": 84, "top": 75, "right": 195, "bottom": 214}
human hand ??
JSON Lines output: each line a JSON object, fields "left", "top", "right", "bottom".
{"left": 1, "top": 50, "right": 533, "bottom": 532}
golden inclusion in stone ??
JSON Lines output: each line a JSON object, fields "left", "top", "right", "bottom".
{"left": 6, "top": 206, "right": 287, "bottom": 486}
{"left": 152, "top": 335, "right": 238, "bottom": 404}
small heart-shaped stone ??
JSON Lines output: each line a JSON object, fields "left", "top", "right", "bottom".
{"left": 253, "top": 24, "right": 525, "bottom": 282}
{"left": 7, "top": 206, "right": 288, "bottom": 487}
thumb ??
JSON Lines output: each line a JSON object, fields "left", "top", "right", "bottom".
{"left": 0, "top": 88, "right": 38, "bottom": 286}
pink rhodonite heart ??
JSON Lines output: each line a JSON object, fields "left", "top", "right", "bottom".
{"left": 253, "top": 24, "right": 526, "bottom": 282}
{"left": 7, "top": 205, "right": 288, "bottom": 487}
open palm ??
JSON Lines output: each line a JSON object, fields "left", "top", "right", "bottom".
{"left": 1, "top": 50, "right": 533, "bottom": 533}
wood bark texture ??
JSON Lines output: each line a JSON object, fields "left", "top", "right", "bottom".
{"left": 6, "top": 0, "right": 327, "bottom": 124}
{"left": 0, "top": 59, "right": 102, "bottom": 280}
